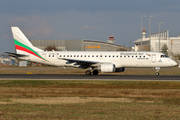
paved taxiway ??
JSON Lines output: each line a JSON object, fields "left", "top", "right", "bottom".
{"left": 0, "top": 74, "right": 179, "bottom": 81}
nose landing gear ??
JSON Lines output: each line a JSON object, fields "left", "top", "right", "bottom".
{"left": 156, "top": 72, "right": 159, "bottom": 76}
{"left": 155, "top": 67, "right": 160, "bottom": 76}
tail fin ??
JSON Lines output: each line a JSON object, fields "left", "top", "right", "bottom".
{"left": 11, "top": 27, "right": 43, "bottom": 54}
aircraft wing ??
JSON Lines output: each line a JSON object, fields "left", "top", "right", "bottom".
{"left": 4, "top": 52, "right": 28, "bottom": 57}
{"left": 59, "top": 58, "right": 110, "bottom": 68}
{"left": 59, "top": 58, "right": 99, "bottom": 64}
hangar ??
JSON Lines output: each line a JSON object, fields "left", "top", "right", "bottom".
{"left": 29, "top": 38, "right": 125, "bottom": 51}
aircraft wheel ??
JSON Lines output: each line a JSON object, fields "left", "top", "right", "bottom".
{"left": 93, "top": 70, "right": 99, "bottom": 75}
{"left": 156, "top": 72, "right": 159, "bottom": 76}
{"left": 85, "top": 70, "right": 91, "bottom": 75}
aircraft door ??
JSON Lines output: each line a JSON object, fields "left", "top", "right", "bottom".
{"left": 151, "top": 54, "right": 156, "bottom": 63}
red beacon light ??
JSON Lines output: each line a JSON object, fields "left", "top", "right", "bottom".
{"left": 142, "top": 28, "right": 146, "bottom": 32}
{"left": 108, "top": 36, "right": 115, "bottom": 40}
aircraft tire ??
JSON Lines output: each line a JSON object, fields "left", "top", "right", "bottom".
{"left": 156, "top": 72, "right": 159, "bottom": 76}
{"left": 93, "top": 70, "right": 99, "bottom": 75}
{"left": 85, "top": 70, "right": 91, "bottom": 75}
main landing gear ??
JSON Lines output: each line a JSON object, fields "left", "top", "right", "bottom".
{"left": 85, "top": 69, "right": 99, "bottom": 75}
{"left": 85, "top": 70, "right": 91, "bottom": 75}
{"left": 93, "top": 70, "right": 99, "bottom": 75}
{"left": 155, "top": 67, "right": 160, "bottom": 76}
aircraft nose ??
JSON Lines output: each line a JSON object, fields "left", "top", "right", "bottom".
{"left": 171, "top": 60, "right": 177, "bottom": 66}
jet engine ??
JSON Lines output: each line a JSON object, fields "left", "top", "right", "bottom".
{"left": 98, "top": 64, "right": 125, "bottom": 73}
{"left": 98, "top": 64, "right": 116, "bottom": 73}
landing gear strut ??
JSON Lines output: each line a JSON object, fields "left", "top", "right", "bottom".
{"left": 155, "top": 67, "right": 160, "bottom": 76}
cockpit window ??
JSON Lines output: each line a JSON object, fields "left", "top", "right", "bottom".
{"left": 161, "top": 55, "right": 169, "bottom": 58}
{"left": 165, "top": 55, "right": 169, "bottom": 58}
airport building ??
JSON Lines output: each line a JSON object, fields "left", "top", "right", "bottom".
{"left": 0, "top": 54, "right": 15, "bottom": 66}
{"left": 29, "top": 36, "right": 125, "bottom": 51}
{"left": 134, "top": 29, "right": 180, "bottom": 55}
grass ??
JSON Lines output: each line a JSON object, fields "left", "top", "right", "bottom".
{"left": 1, "top": 102, "right": 180, "bottom": 119}
{"left": 1, "top": 80, "right": 180, "bottom": 119}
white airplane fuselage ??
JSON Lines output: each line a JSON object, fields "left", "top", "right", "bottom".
{"left": 18, "top": 50, "right": 177, "bottom": 68}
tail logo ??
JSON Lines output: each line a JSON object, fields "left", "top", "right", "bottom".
{"left": 14, "top": 39, "right": 46, "bottom": 61}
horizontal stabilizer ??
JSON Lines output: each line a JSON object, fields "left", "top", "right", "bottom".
{"left": 4, "top": 52, "right": 28, "bottom": 57}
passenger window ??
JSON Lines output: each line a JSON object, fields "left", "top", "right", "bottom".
{"left": 143, "top": 56, "right": 145, "bottom": 58}
{"left": 84, "top": 55, "right": 86, "bottom": 57}
{"left": 52, "top": 55, "right": 54, "bottom": 57}
{"left": 124, "top": 56, "right": 126, "bottom": 57}
{"left": 60, "top": 55, "right": 61, "bottom": 57}
{"left": 113, "top": 55, "right": 114, "bottom": 57}
{"left": 116, "top": 55, "right": 118, "bottom": 57}
{"left": 88, "top": 55, "right": 90, "bottom": 57}
{"left": 74, "top": 55, "right": 76, "bottom": 57}
{"left": 120, "top": 56, "right": 122, "bottom": 57}
{"left": 67, "top": 55, "right": 69, "bottom": 57}
{"left": 109, "top": 55, "right": 111, "bottom": 57}
{"left": 57, "top": 53, "right": 59, "bottom": 55}
{"left": 105, "top": 55, "right": 107, "bottom": 57}
{"left": 49, "top": 55, "right": 51, "bottom": 57}
{"left": 77, "top": 55, "right": 79, "bottom": 57}
{"left": 139, "top": 56, "right": 141, "bottom": 57}
{"left": 63, "top": 55, "right": 65, "bottom": 57}
{"left": 100, "top": 55, "right": 102, "bottom": 57}
{"left": 96, "top": 55, "right": 98, "bottom": 57}
{"left": 92, "top": 55, "right": 94, "bottom": 57}
{"left": 81, "top": 55, "right": 83, "bottom": 57}
{"left": 70, "top": 55, "right": 72, "bottom": 57}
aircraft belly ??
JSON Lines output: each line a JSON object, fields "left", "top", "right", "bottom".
{"left": 121, "top": 60, "right": 132, "bottom": 67}
{"left": 131, "top": 60, "right": 144, "bottom": 67}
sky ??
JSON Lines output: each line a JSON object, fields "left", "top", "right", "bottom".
{"left": 1, "top": 0, "right": 180, "bottom": 53}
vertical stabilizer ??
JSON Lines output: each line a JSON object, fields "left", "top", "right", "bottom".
{"left": 11, "top": 27, "right": 44, "bottom": 60}
{"left": 11, "top": 27, "right": 34, "bottom": 49}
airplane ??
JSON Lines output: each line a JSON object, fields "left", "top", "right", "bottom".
{"left": 5, "top": 27, "right": 177, "bottom": 76}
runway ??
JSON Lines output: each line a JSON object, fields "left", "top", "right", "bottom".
{"left": 0, "top": 74, "right": 179, "bottom": 81}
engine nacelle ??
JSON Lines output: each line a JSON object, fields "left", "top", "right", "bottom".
{"left": 115, "top": 67, "right": 125, "bottom": 72}
{"left": 98, "top": 64, "right": 116, "bottom": 73}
